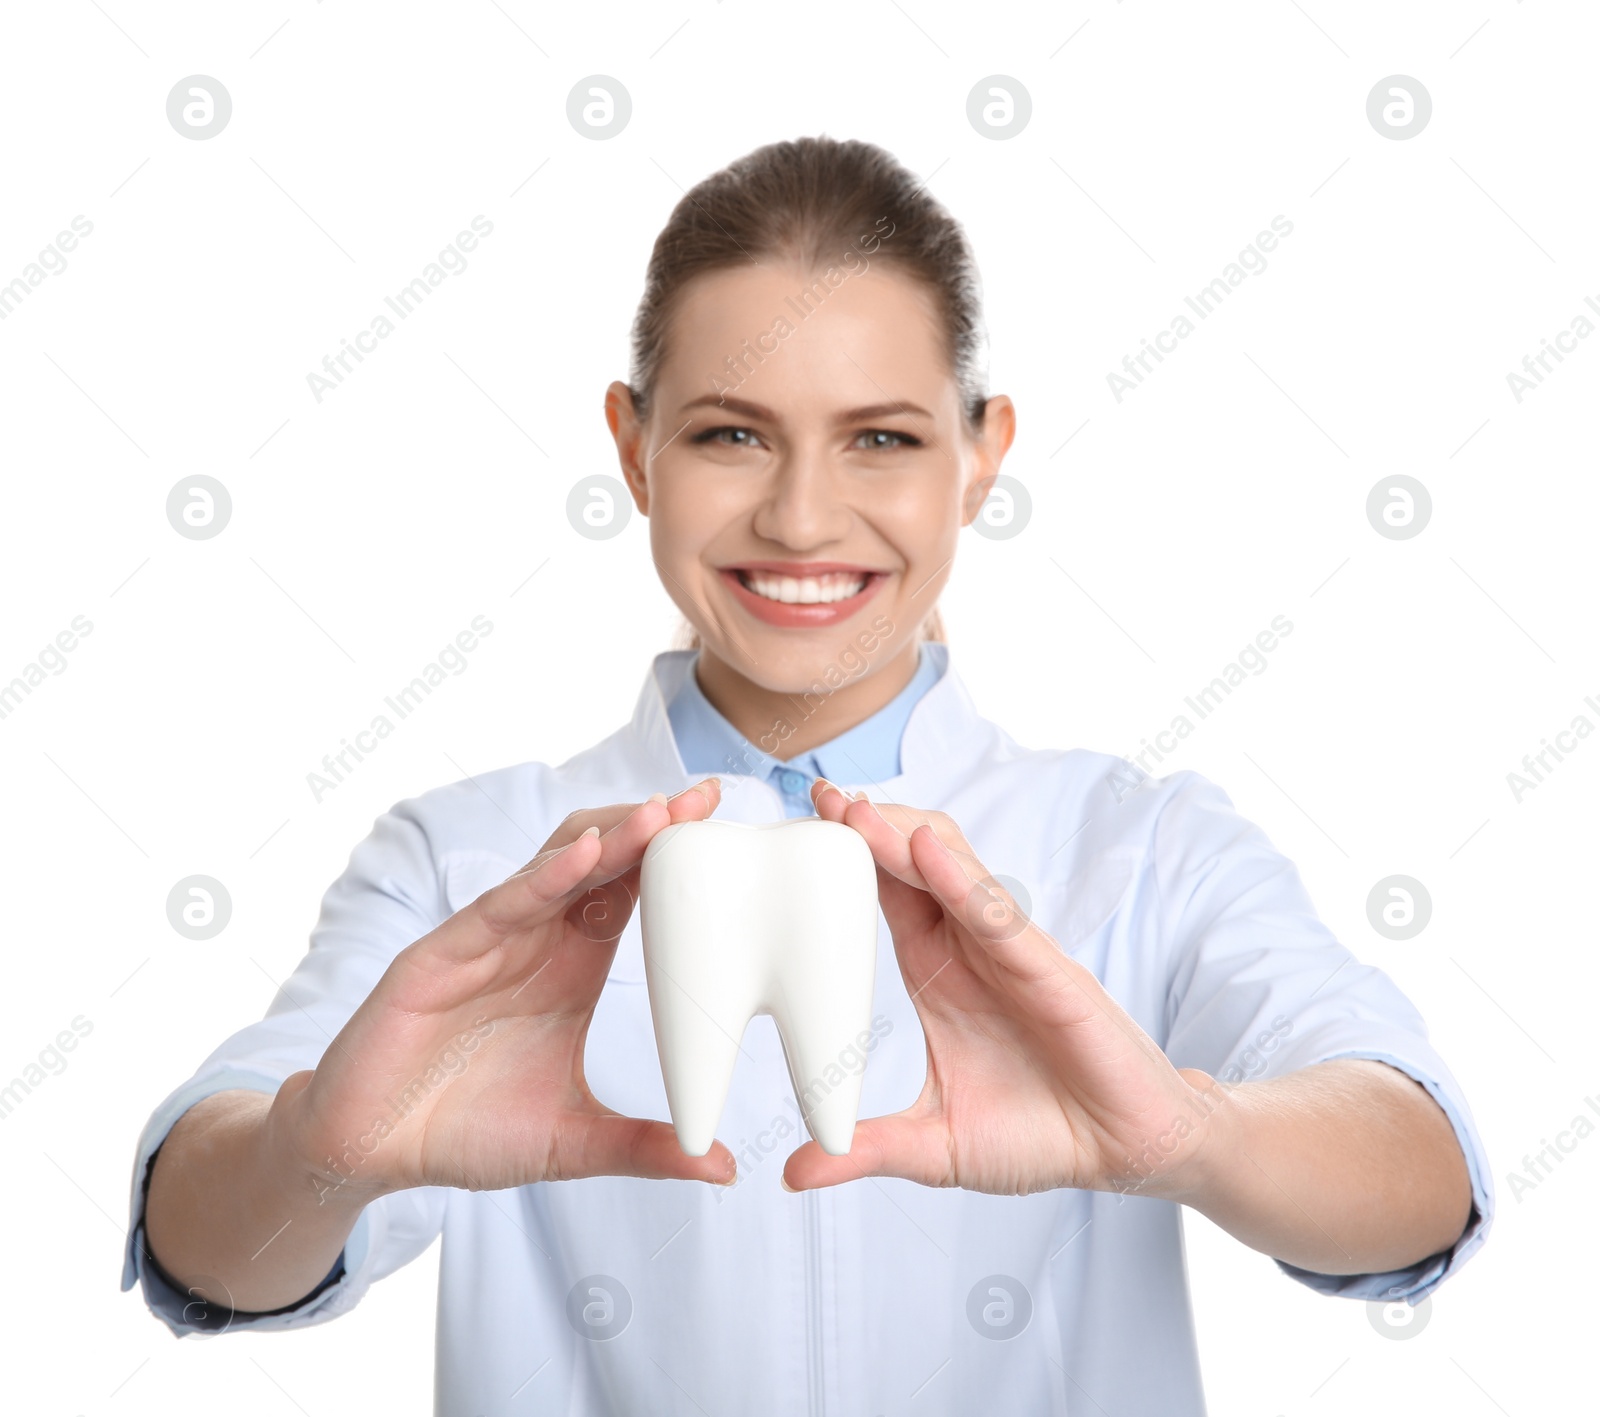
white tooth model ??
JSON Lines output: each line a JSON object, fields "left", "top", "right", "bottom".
{"left": 639, "top": 818, "right": 880, "bottom": 1157}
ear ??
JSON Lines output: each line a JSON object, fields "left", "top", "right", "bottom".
{"left": 605, "top": 380, "right": 652, "bottom": 516}
{"left": 959, "top": 394, "right": 1017, "bottom": 527}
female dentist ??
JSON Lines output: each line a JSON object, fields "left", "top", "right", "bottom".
{"left": 125, "top": 136, "right": 1490, "bottom": 1416}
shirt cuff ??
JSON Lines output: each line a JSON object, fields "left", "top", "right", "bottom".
{"left": 1271, "top": 1049, "right": 1493, "bottom": 1303}
{"left": 121, "top": 1065, "right": 377, "bottom": 1336}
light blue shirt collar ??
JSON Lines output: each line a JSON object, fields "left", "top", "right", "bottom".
{"left": 666, "top": 642, "right": 947, "bottom": 813}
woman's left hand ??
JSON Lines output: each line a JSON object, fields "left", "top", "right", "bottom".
{"left": 783, "top": 781, "right": 1223, "bottom": 1198}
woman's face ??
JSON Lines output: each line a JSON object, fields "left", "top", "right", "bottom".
{"left": 607, "top": 259, "right": 1014, "bottom": 694}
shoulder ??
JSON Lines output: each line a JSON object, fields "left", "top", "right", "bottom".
{"left": 962, "top": 735, "right": 1288, "bottom": 911}
{"left": 362, "top": 721, "right": 647, "bottom": 875}
{"left": 951, "top": 723, "right": 1234, "bottom": 860}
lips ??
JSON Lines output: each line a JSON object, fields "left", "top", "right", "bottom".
{"left": 718, "top": 562, "right": 888, "bottom": 628}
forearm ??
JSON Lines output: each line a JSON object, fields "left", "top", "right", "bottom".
{"left": 1153, "top": 1059, "right": 1473, "bottom": 1275}
{"left": 144, "top": 1081, "right": 376, "bottom": 1314}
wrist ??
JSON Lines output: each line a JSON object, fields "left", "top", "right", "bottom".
{"left": 263, "top": 1072, "right": 398, "bottom": 1217}
{"left": 1120, "top": 1069, "right": 1244, "bottom": 1208}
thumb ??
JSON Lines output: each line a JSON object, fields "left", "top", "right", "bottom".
{"left": 560, "top": 1111, "right": 738, "bottom": 1186}
{"left": 780, "top": 1111, "right": 949, "bottom": 1192}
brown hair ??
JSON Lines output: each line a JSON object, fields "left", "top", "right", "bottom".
{"left": 630, "top": 135, "right": 991, "bottom": 649}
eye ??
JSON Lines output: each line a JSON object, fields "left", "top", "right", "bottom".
{"left": 853, "top": 429, "right": 921, "bottom": 450}
{"left": 691, "top": 425, "right": 765, "bottom": 449}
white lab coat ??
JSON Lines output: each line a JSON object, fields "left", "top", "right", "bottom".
{"left": 123, "top": 648, "right": 1492, "bottom": 1416}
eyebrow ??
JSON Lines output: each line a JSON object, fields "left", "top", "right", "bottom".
{"left": 677, "top": 394, "right": 934, "bottom": 423}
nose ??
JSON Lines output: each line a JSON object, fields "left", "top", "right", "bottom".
{"left": 750, "top": 443, "right": 854, "bottom": 549}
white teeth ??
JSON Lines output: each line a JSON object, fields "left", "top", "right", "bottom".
{"left": 742, "top": 571, "right": 869, "bottom": 605}
{"left": 640, "top": 819, "right": 880, "bottom": 1157}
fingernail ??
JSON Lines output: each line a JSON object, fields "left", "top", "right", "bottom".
{"left": 779, "top": 1175, "right": 797, "bottom": 1193}
{"left": 647, "top": 791, "right": 668, "bottom": 805}
{"left": 694, "top": 777, "right": 719, "bottom": 804}
{"left": 854, "top": 790, "right": 868, "bottom": 802}
{"left": 581, "top": 825, "right": 600, "bottom": 838}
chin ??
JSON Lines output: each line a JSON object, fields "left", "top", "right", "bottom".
{"left": 712, "top": 614, "right": 903, "bottom": 694}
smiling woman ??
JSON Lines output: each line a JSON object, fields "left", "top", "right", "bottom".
{"left": 129, "top": 134, "right": 1488, "bottom": 1417}
{"left": 606, "top": 136, "right": 1007, "bottom": 752}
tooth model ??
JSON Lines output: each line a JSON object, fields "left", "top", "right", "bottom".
{"left": 639, "top": 818, "right": 880, "bottom": 1157}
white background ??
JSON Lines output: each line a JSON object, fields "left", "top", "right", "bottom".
{"left": 1, "top": 1, "right": 1593, "bottom": 1413}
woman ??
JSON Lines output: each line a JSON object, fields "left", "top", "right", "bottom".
{"left": 125, "top": 136, "right": 1489, "bottom": 1415}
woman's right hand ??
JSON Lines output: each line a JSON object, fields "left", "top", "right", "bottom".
{"left": 267, "top": 777, "right": 734, "bottom": 1206}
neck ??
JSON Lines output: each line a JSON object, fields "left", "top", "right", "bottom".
{"left": 694, "top": 640, "right": 923, "bottom": 761}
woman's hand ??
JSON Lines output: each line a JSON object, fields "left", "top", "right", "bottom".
{"left": 783, "top": 781, "right": 1221, "bottom": 1199}
{"left": 270, "top": 778, "right": 737, "bottom": 1206}
{"left": 146, "top": 779, "right": 735, "bottom": 1315}
{"left": 785, "top": 782, "right": 1475, "bottom": 1277}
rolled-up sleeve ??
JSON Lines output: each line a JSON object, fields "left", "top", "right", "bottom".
{"left": 122, "top": 799, "right": 455, "bottom": 1334}
{"left": 1153, "top": 770, "right": 1493, "bottom": 1303}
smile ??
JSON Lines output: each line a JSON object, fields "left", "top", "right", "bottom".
{"left": 737, "top": 569, "right": 867, "bottom": 604}
{"left": 718, "top": 562, "right": 888, "bottom": 628}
